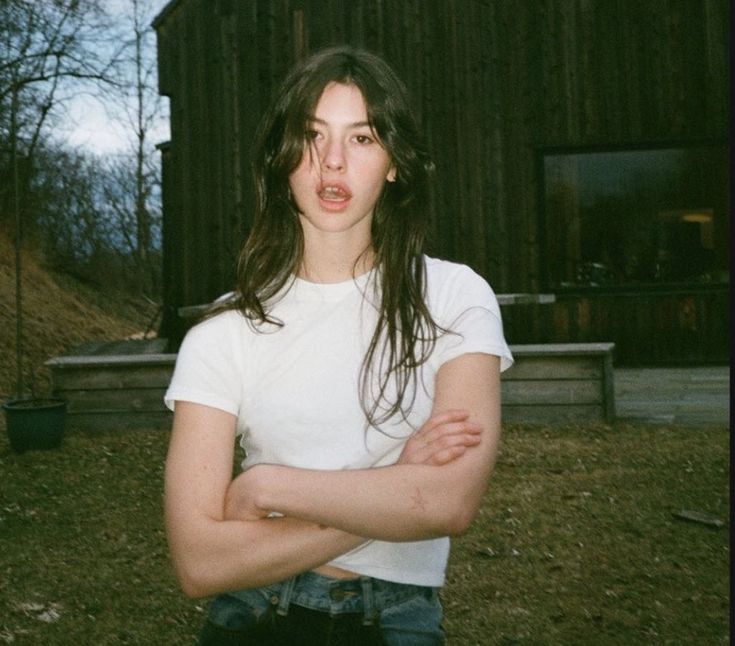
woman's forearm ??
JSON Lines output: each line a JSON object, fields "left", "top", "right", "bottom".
{"left": 250, "top": 460, "right": 486, "bottom": 541}
{"left": 167, "top": 512, "right": 365, "bottom": 598}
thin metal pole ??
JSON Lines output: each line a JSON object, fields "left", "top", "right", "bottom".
{"left": 11, "top": 84, "right": 25, "bottom": 399}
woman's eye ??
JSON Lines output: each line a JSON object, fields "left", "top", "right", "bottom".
{"left": 354, "top": 134, "right": 374, "bottom": 144}
{"left": 305, "top": 129, "right": 321, "bottom": 141}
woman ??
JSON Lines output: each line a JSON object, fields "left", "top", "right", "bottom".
{"left": 164, "top": 46, "right": 513, "bottom": 645}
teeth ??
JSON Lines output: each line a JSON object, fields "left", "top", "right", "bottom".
{"left": 320, "top": 186, "right": 348, "bottom": 200}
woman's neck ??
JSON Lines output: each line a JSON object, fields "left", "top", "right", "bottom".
{"left": 298, "top": 246, "right": 375, "bottom": 283}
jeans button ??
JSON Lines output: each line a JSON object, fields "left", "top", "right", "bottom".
{"left": 330, "top": 588, "right": 345, "bottom": 602}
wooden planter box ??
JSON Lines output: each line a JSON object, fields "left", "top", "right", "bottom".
{"left": 46, "top": 340, "right": 176, "bottom": 432}
{"left": 502, "top": 343, "right": 615, "bottom": 424}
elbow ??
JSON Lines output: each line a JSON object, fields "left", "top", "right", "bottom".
{"left": 444, "top": 506, "right": 476, "bottom": 537}
{"left": 179, "top": 576, "right": 210, "bottom": 600}
{"left": 180, "top": 579, "right": 207, "bottom": 600}
{"left": 416, "top": 486, "right": 481, "bottom": 538}
{"left": 169, "top": 535, "right": 264, "bottom": 598}
{"left": 169, "top": 540, "right": 228, "bottom": 599}
{"left": 436, "top": 492, "right": 481, "bottom": 537}
{"left": 173, "top": 559, "right": 216, "bottom": 600}
{"left": 166, "top": 514, "right": 234, "bottom": 598}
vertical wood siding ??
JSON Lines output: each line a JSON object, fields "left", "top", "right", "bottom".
{"left": 154, "top": 0, "right": 728, "bottom": 355}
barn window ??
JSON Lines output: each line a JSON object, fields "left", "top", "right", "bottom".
{"left": 539, "top": 142, "right": 729, "bottom": 289}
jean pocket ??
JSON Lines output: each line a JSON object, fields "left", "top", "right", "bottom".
{"left": 379, "top": 588, "right": 445, "bottom": 646}
{"left": 199, "top": 587, "right": 278, "bottom": 643}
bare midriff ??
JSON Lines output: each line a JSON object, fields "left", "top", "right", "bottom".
{"left": 312, "top": 564, "right": 361, "bottom": 580}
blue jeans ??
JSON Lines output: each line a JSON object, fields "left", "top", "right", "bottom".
{"left": 198, "top": 571, "right": 445, "bottom": 645}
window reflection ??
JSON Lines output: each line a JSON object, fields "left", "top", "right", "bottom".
{"left": 542, "top": 144, "right": 729, "bottom": 288}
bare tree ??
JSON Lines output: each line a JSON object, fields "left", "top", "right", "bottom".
{"left": 102, "top": 0, "right": 165, "bottom": 294}
{"left": 0, "top": 0, "right": 119, "bottom": 397}
{"left": 0, "top": 0, "right": 165, "bottom": 339}
{"left": 0, "top": 0, "right": 118, "bottom": 229}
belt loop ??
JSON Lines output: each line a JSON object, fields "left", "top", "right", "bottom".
{"left": 276, "top": 575, "right": 297, "bottom": 616}
{"left": 360, "top": 576, "right": 376, "bottom": 626}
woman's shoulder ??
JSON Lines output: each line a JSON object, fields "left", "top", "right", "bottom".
{"left": 422, "top": 255, "right": 502, "bottom": 318}
{"left": 182, "top": 297, "right": 247, "bottom": 343}
{"left": 422, "top": 255, "right": 494, "bottom": 294}
{"left": 424, "top": 255, "right": 476, "bottom": 274}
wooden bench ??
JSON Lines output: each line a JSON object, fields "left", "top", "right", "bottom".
{"left": 47, "top": 340, "right": 615, "bottom": 431}
{"left": 502, "top": 343, "right": 615, "bottom": 423}
{"left": 45, "top": 339, "right": 176, "bottom": 432}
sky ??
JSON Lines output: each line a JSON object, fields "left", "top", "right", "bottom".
{"left": 62, "top": 87, "right": 170, "bottom": 155}
{"left": 58, "top": 0, "right": 172, "bottom": 155}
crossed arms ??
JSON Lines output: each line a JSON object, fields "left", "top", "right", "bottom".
{"left": 164, "top": 353, "right": 501, "bottom": 598}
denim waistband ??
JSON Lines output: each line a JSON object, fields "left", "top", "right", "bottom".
{"left": 272, "top": 571, "right": 435, "bottom": 626}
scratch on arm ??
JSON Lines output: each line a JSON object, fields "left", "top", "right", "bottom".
{"left": 410, "top": 487, "right": 427, "bottom": 512}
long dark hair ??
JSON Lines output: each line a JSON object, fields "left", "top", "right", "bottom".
{"left": 224, "top": 46, "right": 440, "bottom": 428}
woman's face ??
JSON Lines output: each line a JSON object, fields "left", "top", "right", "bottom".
{"left": 289, "top": 82, "right": 395, "bottom": 251}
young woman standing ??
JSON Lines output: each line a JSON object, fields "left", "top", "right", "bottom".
{"left": 164, "top": 46, "right": 513, "bottom": 645}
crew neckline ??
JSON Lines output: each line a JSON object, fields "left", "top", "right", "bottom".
{"left": 290, "top": 268, "right": 376, "bottom": 301}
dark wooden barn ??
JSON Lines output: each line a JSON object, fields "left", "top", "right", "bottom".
{"left": 152, "top": 0, "right": 729, "bottom": 366}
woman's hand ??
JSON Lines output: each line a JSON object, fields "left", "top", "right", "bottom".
{"left": 397, "top": 409, "right": 482, "bottom": 466}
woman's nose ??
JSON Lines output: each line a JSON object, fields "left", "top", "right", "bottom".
{"left": 321, "top": 139, "right": 345, "bottom": 171}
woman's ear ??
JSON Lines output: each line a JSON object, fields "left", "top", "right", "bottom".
{"left": 387, "top": 166, "right": 397, "bottom": 183}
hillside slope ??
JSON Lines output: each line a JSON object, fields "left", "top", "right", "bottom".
{"left": 0, "top": 231, "right": 160, "bottom": 401}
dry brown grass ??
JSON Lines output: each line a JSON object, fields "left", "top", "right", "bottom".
{"left": 0, "top": 423, "right": 728, "bottom": 645}
{"left": 443, "top": 423, "right": 729, "bottom": 645}
{"left": 0, "top": 232, "right": 158, "bottom": 401}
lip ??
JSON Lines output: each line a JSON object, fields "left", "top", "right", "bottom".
{"left": 316, "top": 181, "right": 352, "bottom": 212}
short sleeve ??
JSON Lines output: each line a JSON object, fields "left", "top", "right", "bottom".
{"left": 163, "top": 311, "right": 243, "bottom": 415}
{"left": 429, "top": 262, "right": 514, "bottom": 372}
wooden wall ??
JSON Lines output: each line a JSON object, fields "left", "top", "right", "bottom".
{"left": 153, "top": 0, "right": 729, "bottom": 357}
{"left": 502, "top": 286, "right": 729, "bottom": 365}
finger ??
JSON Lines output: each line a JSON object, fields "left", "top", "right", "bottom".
{"left": 405, "top": 425, "right": 479, "bottom": 465}
{"left": 415, "top": 419, "right": 479, "bottom": 447}
{"left": 421, "top": 420, "right": 482, "bottom": 445}
{"left": 399, "top": 429, "right": 480, "bottom": 466}
{"left": 399, "top": 415, "right": 479, "bottom": 466}
{"left": 426, "top": 431, "right": 481, "bottom": 453}
{"left": 426, "top": 445, "right": 468, "bottom": 466}
{"left": 419, "top": 409, "right": 470, "bottom": 434}
{"left": 415, "top": 432, "right": 481, "bottom": 466}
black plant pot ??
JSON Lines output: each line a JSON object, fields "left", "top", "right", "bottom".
{"left": 3, "top": 398, "right": 67, "bottom": 453}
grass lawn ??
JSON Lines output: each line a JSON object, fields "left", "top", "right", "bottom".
{"left": 0, "top": 422, "right": 729, "bottom": 645}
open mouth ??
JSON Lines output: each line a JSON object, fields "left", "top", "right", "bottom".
{"left": 316, "top": 182, "right": 352, "bottom": 212}
{"left": 317, "top": 182, "right": 352, "bottom": 202}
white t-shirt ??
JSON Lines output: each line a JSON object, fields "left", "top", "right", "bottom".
{"left": 165, "top": 256, "right": 513, "bottom": 587}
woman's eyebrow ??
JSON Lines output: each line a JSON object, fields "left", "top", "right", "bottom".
{"left": 308, "top": 116, "right": 371, "bottom": 129}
